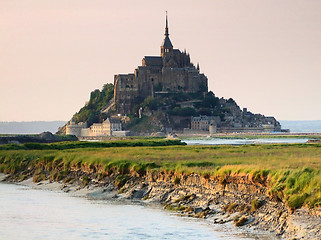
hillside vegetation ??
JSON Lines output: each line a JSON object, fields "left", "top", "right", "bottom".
{"left": 67, "top": 81, "right": 228, "bottom": 132}
{"left": 1, "top": 141, "right": 321, "bottom": 210}
{"left": 72, "top": 83, "right": 114, "bottom": 126}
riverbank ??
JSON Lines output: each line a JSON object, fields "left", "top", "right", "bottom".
{"left": 0, "top": 178, "right": 275, "bottom": 240}
{"left": 1, "top": 169, "right": 320, "bottom": 239}
{"left": 1, "top": 141, "right": 321, "bottom": 239}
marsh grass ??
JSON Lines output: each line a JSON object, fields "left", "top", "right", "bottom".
{"left": 115, "top": 175, "right": 129, "bottom": 188}
{"left": 1, "top": 142, "right": 321, "bottom": 209}
{"left": 0, "top": 139, "right": 185, "bottom": 151}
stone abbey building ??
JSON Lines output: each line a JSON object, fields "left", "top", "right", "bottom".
{"left": 64, "top": 14, "right": 283, "bottom": 136}
{"left": 113, "top": 14, "right": 208, "bottom": 114}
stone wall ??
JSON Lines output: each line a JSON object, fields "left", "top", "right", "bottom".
{"left": 113, "top": 46, "right": 208, "bottom": 115}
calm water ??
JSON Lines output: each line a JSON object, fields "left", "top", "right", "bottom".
{"left": 0, "top": 183, "right": 274, "bottom": 240}
{"left": 183, "top": 138, "right": 308, "bottom": 145}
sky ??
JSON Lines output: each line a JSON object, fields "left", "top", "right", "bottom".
{"left": 1, "top": 0, "right": 321, "bottom": 121}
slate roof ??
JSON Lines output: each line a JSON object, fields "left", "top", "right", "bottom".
{"left": 143, "top": 56, "right": 162, "bottom": 66}
{"left": 162, "top": 36, "right": 173, "bottom": 48}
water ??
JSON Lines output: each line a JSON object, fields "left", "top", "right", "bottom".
{"left": 0, "top": 182, "right": 273, "bottom": 240}
{"left": 279, "top": 120, "right": 321, "bottom": 133}
{"left": 183, "top": 138, "right": 308, "bottom": 145}
{"left": 0, "top": 121, "right": 66, "bottom": 134}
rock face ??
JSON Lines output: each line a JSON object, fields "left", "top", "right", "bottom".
{"left": 113, "top": 171, "right": 321, "bottom": 239}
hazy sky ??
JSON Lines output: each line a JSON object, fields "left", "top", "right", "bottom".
{"left": 1, "top": 0, "right": 321, "bottom": 121}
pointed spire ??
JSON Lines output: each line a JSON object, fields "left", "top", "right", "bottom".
{"left": 161, "top": 11, "right": 173, "bottom": 55}
{"left": 165, "top": 11, "right": 169, "bottom": 37}
{"left": 197, "top": 63, "right": 200, "bottom": 71}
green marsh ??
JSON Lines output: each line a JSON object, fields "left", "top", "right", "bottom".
{"left": 0, "top": 140, "right": 320, "bottom": 210}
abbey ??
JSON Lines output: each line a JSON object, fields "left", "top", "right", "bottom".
{"left": 63, "top": 14, "right": 284, "bottom": 136}
{"left": 113, "top": 14, "right": 208, "bottom": 114}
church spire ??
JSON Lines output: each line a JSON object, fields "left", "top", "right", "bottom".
{"left": 161, "top": 11, "right": 173, "bottom": 56}
{"left": 165, "top": 11, "right": 169, "bottom": 37}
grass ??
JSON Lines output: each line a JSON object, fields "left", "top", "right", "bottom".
{"left": 0, "top": 139, "right": 185, "bottom": 150}
{"left": 0, "top": 141, "right": 321, "bottom": 210}
{"left": 115, "top": 175, "right": 129, "bottom": 188}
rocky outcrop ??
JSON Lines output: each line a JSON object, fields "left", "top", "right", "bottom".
{"left": 0, "top": 132, "right": 78, "bottom": 144}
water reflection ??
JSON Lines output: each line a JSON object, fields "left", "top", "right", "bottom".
{"left": 183, "top": 138, "right": 308, "bottom": 145}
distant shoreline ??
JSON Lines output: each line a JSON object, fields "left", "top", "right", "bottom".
{"left": 0, "top": 121, "right": 66, "bottom": 135}
{"left": 1, "top": 120, "right": 321, "bottom": 135}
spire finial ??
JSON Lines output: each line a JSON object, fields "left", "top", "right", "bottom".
{"left": 165, "top": 11, "right": 169, "bottom": 37}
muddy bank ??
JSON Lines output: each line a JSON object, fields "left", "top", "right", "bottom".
{"left": 2, "top": 168, "right": 321, "bottom": 239}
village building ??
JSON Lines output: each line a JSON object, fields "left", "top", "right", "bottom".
{"left": 190, "top": 115, "right": 220, "bottom": 131}
{"left": 185, "top": 113, "right": 281, "bottom": 135}
{"left": 66, "top": 118, "right": 123, "bottom": 137}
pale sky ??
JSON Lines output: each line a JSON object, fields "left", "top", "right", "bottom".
{"left": 1, "top": 0, "right": 321, "bottom": 121}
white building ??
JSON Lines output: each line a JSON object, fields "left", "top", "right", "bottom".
{"left": 66, "top": 117, "right": 123, "bottom": 137}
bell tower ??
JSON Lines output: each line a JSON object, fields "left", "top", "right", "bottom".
{"left": 161, "top": 11, "right": 173, "bottom": 57}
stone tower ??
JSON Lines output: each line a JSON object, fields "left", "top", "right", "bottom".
{"left": 161, "top": 12, "right": 173, "bottom": 57}
{"left": 113, "top": 13, "right": 208, "bottom": 114}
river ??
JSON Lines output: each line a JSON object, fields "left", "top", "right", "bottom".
{"left": 183, "top": 138, "right": 308, "bottom": 145}
{"left": 0, "top": 182, "right": 275, "bottom": 240}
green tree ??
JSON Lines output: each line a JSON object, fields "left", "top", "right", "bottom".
{"left": 73, "top": 83, "right": 114, "bottom": 126}
{"left": 142, "top": 97, "right": 158, "bottom": 111}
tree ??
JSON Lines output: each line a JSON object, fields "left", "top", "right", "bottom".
{"left": 72, "top": 83, "right": 114, "bottom": 126}
{"left": 142, "top": 97, "right": 158, "bottom": 111}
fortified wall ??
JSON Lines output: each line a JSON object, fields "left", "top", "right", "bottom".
{"left": 66, "top": 118, "right": 125, "bottom": 137}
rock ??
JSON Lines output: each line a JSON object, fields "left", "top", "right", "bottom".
{"left": 234, "top": 215, "right": 248, "bottom": 226}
